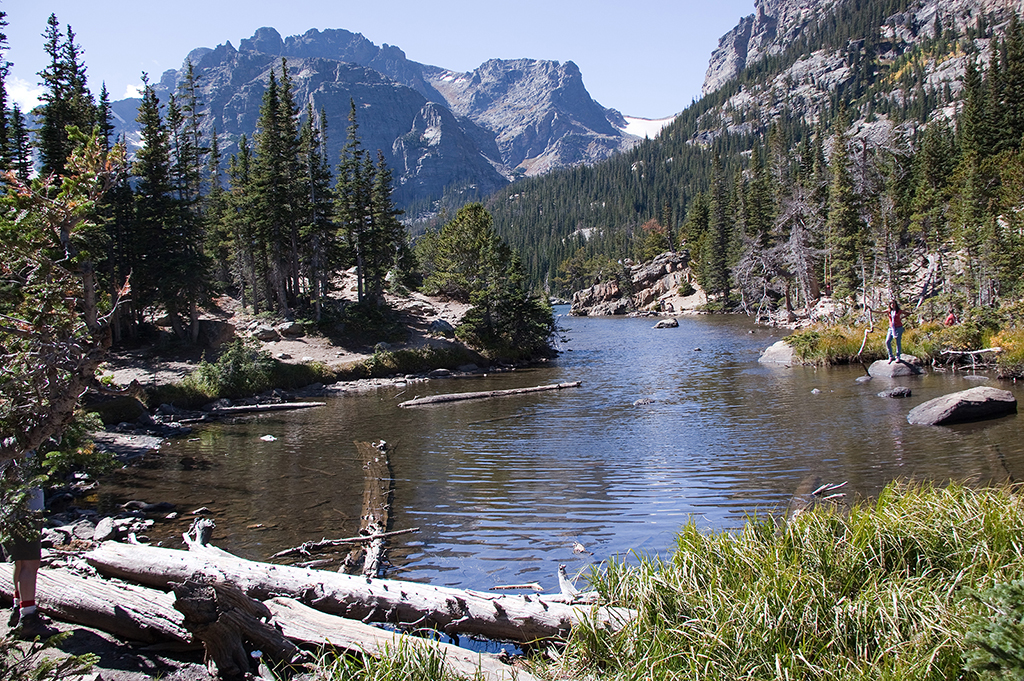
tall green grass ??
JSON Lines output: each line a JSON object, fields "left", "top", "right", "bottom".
{"left": 561, "top": 481, "right": 1024, "bottom": 680}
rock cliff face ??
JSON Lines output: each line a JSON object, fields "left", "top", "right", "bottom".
{"left": 700, "top": 0, "right": 1024, "bottom": 136}
{"left": 570, "top": 252, "right": 703, "bottom": 316}
{"left": 111, "top": 27, "right": 639, "bottom": 210}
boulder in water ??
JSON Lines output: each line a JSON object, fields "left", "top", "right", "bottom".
{"left": 868, "top": 355, "right": 922, "bottom": 377}
{"left": 758, "top": 340, "right": 796, "bottom": 365}
{"left": 907, "top": 386, "right": 1017, "bottom": 425}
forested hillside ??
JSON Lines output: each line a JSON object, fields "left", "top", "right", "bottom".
{"left": 489, "top": 0, "right": 1024, "bottom": 319}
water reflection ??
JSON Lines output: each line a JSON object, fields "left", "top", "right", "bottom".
{"left": 102, "top": 309, "right": 1024, "bottom": 594}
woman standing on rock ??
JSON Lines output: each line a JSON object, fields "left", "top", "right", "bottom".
{"left": 885, "top": 300, "right": 905, "bottom": 363}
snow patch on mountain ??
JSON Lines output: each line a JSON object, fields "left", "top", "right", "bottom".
{"left": 620, "top": 115, "right": 676, "bottom": 139}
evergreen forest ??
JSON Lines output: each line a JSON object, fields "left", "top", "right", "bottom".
{"left": 487, "top": 3, "right": 1024, "bottom": 326}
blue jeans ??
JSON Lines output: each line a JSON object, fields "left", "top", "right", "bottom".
{"left": 885, "top": 326, "right": 903, "bottom": 359}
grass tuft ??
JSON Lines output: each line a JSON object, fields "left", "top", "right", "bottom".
{"left": 559, "top": 481, "right": 1024, "bottom": 680}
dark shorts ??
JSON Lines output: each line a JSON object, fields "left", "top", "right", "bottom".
{"left": 2, "top": 536, "right": 41, "bottom": 562}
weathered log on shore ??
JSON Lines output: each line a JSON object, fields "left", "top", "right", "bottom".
{"left": 398, "top": 382, "right": 582, "bottom": 408}
{"left": 0, "top": 563, "right": 191, "bottom": 644}
{"left": 173, "top": 580, "right": 305, "bottom": 679}
{"left": 266, "top": 597, "right": 539, "bottom": 681}
{"left": 86, "top": 542, "right": 633, "bottom": 643}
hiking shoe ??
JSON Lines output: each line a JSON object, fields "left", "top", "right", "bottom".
{"left": 14, "top": 611, "right": 59, "bottom": 640}
{"left": 7, "top": 605, "right": 18, "bottom": 627}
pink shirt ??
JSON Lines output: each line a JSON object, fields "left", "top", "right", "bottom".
{"left": 889, "top": 308, "right": 903, "bottom": 329}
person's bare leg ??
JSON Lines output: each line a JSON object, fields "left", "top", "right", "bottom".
{"left": 16, "top": 559, "right": 39, "bottom": 614}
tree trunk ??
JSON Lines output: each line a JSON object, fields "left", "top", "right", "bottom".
{"left": 266, "top": 596, "right": 539, "bottom": 681}
{"left": 86, "top": 542, "right": 634, "bottom": 643}
{"left": 0, "top": 563, "right": 191, "bottom": 644}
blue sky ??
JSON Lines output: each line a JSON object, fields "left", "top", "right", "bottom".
{"left": 3, "top": 0, "right": 754, "bottom": 120}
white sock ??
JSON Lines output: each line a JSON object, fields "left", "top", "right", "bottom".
{"left": 20, "top": 604, "right": 36, "bottom": 616}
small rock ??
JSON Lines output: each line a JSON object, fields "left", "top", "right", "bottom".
{"left": 878, "top": 386, "right": 912, "bottom": 398}
{"left": 275, "top": 352, "right": 292, "bottom": 360}
{"left": 811, "top": 388, "right": 822, "bottom": 394}
{"left": 855, "top": 376, "right": 872, "bottom": 383}
{"left": 653, "top": 318, "right": 679, "bottom": 329}
{"left": 192, "top": 507, "right": 213, "bottom": 516}
{"left": 428, "top": 368, "right": 452, "bottom": 378}
{"left": 633, "top": 398, "right": 655, "bottom": 405}
{"left": 429, "top": 319, "right": 456, "bottom": 336}
{"left": 277, "top": 321, "right": 305, "bottom": 337}
{"left": 260, "top": 434, "right": 277, "bottom": 442}
{"left": 93, "top": 517, "right": 116, "bottom": 542}
{"left": 253, "top": 325, "right": 280, "bottom": 342}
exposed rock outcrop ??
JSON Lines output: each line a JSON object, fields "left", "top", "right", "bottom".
{"left": 907, "top": 386, "right": 1017, "bottom": 425}
{"left": 570, "top": 252, "right": 701, "bottom": 316}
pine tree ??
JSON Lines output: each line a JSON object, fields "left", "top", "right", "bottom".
{"left": 701, "top": 155, "right": 733, "bottom": 304}
{"left": 298, "top": 105, "right": 336, "bottom": 320}
{"left": 6, "top": 106, "right": 32, "bottom": 181}
{"left": 35, "top": 16, "right": 94, "bottom": 178}
{"left": 335, "top": 99, "right": 373, "bottom": 304}
{"left": 365, "top": 150, "right": 405, "bottom": 306}
{"left": 824, "top": 115, "right": 863, "bottom": 300}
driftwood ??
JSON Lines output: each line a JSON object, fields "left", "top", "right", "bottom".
{"left": 0, "top": 563, "right": 191, "bottom": 644}
{"left": 342, "top": 440, "right": 394, "bottom": 577}
{"left": 398, "top": 382, "right": 582, "bottom": 408}
{"left": 172, "top": 579, "right": 306, "bottom": 679}
{"left": 208, "top": 401, "right": 326, "bottom": 415}
{"left": 271, "top": 528, "right": 419, "bottom": 560}
{"left": 86, "top": 541, "right": 634, "bottom": 643}
{"left": 266, "top": 597, "right": 538, "bottom": 681}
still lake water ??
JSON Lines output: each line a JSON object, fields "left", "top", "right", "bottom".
{"left": 102, "top": 308, "right": 1024, "bottom": 594}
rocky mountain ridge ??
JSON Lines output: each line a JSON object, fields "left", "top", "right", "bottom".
{"left": 697, "top": 0, "right": 1024, "bottom": 141}
{"left": 109, "top": 27, "right": 641, "bottom": 212}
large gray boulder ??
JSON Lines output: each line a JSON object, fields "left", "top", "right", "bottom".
{"left": 758, "top": 340, "right": 796, "bottom": 365}
{"left": 653, "top": 318, "right": 679, "bottom": 329}
{"left": 907, "top": 386, "right": 1017, "bottom": 425}
{"left": 868, "top": 355, "right": 922, "bottom": 377}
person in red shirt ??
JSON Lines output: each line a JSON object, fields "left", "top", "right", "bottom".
{"left": 886, "top": 300, "right": 904, "bottom": 363}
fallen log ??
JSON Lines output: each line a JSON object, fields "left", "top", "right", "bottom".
{"left": 271, "top": 528, "right": 419, "bottom": 560}
{"left": 398, "top": 382, "right": 582, "bottom": 408}
{"left": 0, "top": 563, "right": 191, "bottom": 644}
{"left": 173, "top": 579, "right": 305, "bottom": 679}
{"left": 208, "top": 401, "right": 326, "bottom": 415}
{"left": 344, "top": 440, "right": 394, "bottom": 577}
{"left": 266, "top": 597, "right": 538, "bottom": 681}
{"left": 86, "top": 542, "right": 634, "bottom": 643}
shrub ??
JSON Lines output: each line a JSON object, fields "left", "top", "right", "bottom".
{"left": 179, "top": 338, "right": 276, "bottom": 400}
{"left": 966, "top": 580, "right": 1024, "bottom": 678}
{"left": 990, "top": 326, "right": 1024, "bottom": 379}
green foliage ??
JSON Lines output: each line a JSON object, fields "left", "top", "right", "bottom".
{"left": 421, "top": 204, "right": 553, "bottom": 358}
{"left": 314, "top": 637, "right": 480, "bottom": 680}
{"left": 564, "top": 481, "right": 1024, "bottom": 680}
{"left": 180, "top": 338, "right": 276, "bottom": 400}
{"left": 38, "top": 411, "right": 115, "bottom": 482}
{"left": 967, "top": 579, "right": 1024, "bottom": 678}
{"left": 990, "top": 326, "right": 1024, "bottom": 379}
{"left": 349, "top": 346, "right": 482, "bottom": 379}
{"left": 0, "top": 461, "right": 45, "bottom": 546}
{"left": 0, "top": 631, "right": 97, "bottom": 681}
